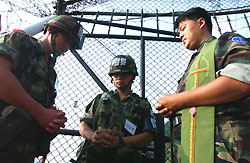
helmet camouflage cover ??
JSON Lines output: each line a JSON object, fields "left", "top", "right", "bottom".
{"left": 44, "top": 15, "right": 83, "bottom": 49}
{"left": 108, "top": 55, "right": 138, "bottom": 76}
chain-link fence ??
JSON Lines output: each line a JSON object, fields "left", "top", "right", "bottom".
{"left": 42, "top": 25, "right": 248, "bottom": 163}
{"left": 39, "top": 2, "right": 249, "bottom": 163}
{"left": 1, "top": 0, "right": 250, "bottom": 36}
{"left": 41, "top": 38, "right": 190, "bottom": 162}
{"left": 0, "top": 0, "right": 250, "bottom": 163}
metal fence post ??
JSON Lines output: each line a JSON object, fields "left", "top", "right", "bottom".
{"left": 140, "top": 37, "right": 145, "bottom": 98}
{"left": 154, "top": 114, "right": 166, "bottom": 163}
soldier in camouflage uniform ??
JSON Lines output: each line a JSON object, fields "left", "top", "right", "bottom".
{"left": 0, "top": 15, "right": 83, "bottom": 162}
{"left": 77, "top": 55, "right": 157, "bottom": 163}
{"left": 155, "top": 7, "right": 250, "bottom": 162}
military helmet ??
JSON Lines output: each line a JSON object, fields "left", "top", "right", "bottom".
{"left": 44, "top": 15, "right": 83, "bottom": 49}
{"left": 108, "top": 55, "right": 138, "bottom": 77}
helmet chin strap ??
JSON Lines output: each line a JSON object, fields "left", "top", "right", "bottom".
{"left": 51, "top": 33, "right": 62, "bottom": 63}
{"left": 115, "top": 83, "right": 130, "bottom": 91}
{"left": 113, "top": 79, "right": 134, "bottom": 91}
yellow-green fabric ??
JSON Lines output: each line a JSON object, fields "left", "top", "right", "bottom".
{"left": 181, "top": 39, "right": 217, "bottom": 163}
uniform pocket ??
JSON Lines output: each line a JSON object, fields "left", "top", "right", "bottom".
{"left": 0, "top": 106, "right": 33, "bottom": 148}
{"left": 215, "top": 117, "right": 237, "bottom": 163}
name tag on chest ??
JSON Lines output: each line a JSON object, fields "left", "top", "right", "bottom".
{"left": 125, "top": 119, "right": 137, "bottom": 135}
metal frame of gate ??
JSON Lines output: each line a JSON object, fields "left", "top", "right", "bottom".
{"left": 58, "top": 6, "right": 250, "bottom": 163}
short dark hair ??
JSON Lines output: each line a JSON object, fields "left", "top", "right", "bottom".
{"left": 174, "top": 7, "right": 212, "bottom": 34}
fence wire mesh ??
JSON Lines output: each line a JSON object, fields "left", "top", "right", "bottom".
{"left": 70, "top": 0, "right": 250, "bottom": 13}
{"left": 41, "top": 38, "right": 191, "bottom": 163}
{"left": 1, "top": 0, "right": 250, "bottom": 35}
{"left": 0, "top": 0, "right": 250, "bottom": 163}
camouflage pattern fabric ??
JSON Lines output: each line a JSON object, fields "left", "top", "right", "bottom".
{"left": 108, "top": 55, "right": 138, "bottom": 76}
{"left": 173, "top": 32, "right": 250, "bottom": 162}
{"left": 0, "top": 32, "right": 56, "bottom": 105}
{"left": 81, "top": 142, "right": 144, "bottom": 163}
{"left": 44, "top": 15, "right": 82, "bottom": 49}
{"left": 172, "top": 117, "right": 250, "bottom": 163}
{"left": 215, "top": 116, "right": 250, "bottom": 163}
{"left": 0, "top": 32, "right": 56, "bottom": 162}
{"left": 78, "top": 90, "right": 156, "bottom": 163}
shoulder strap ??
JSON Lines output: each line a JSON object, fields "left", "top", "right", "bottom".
{"left": 86, "top": 93, "right": 103, "bottom": 116}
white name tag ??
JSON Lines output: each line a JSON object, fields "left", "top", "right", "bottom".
{"left": 125, "top": 119, "right": 137, "bottom": 135}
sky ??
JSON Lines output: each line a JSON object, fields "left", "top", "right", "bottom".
{"left": 1, "top": 1, "right": 250, "bottom": 37}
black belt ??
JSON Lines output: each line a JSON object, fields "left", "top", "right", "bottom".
{"left": 216, "top": 111, "right": 250, "bottom": 118}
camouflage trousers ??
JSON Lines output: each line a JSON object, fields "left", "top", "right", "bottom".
{"left": 77, "top": 141, "right": 144, "bottom": 163}
{"left": 0, "top": 106, "right": 43, "bottom": 163}
{"left": 172, "top": 116, "right": 250, "bottom": 163}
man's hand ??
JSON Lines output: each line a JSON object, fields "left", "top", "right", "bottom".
{"left": 91, "top": 129, "right": 119, "bottom": 148}
{"left": 0, "top": 56, "right": 67, "bottom": 133}
{"left": 155, "top": 103, "right": 174, "bottom": 118}
{"left": 36, "top": 108, "right": 67, "bottom": 133}
{"left": 156, "top": 76, "right": 250, "bottom": 118}
{"left": 155, "top": 94, "right": 177, "bottom": 118}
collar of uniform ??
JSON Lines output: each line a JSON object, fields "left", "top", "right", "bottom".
{"left": 38, "top": 40, "right": 45, "bottom": 56}
{"left": 37, "top": 40, "right": 54, "bottom": 67}
{"left": 197, "top": 36, "right": 216, "bottom": 52}
{"left": 47, "top": 54, "right": 55, "bottom": 67}
{"left": 114, "top": 89, "right": 133, "bottom": 101}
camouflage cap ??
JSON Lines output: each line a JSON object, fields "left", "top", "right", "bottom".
{"left": 108, "top": 55, "right": 138, "bottom": 76}
{"left": 44, "top": 15, "right": 83, "bottom": 49}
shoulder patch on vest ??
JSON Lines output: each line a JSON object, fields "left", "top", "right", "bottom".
{"left": 230, "top": 37, "right": 247, "bottom": 44}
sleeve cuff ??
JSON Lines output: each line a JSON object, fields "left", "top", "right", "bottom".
{"left": 0, "top": 43, "right": 18, "bottom": 68}
{"left": 216, "top": 63, "right": 250, "bottom": 84}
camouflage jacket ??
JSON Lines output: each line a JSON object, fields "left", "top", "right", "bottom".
{"left": 0, "top": 32, "right": 56, "bottom": 108}
{"left": 177, "top": 32, "right": 250, "bottom": 115}
{"left": 0, "top": 32, "right": 57, "bottom": 157}
{"left": 82, "top": 90, "right": 157, "bottom": 137}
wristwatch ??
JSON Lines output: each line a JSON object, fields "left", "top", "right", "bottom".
{"left": 116, "top": 136, "right": 125, "bottom": 147}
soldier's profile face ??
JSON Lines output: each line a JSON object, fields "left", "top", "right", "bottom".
{"left": 54, "top": 32, "right": 72, "bottom": 54}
